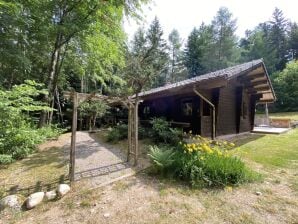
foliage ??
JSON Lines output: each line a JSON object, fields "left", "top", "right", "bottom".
{"left": 148, "top": 135, "right": 259, "bottom": 187}
{"left": 124, "top": 17, "right": 169, "bottom": 95}
{"left": 150, "top": 118, "right": 182, "bottom": 145}
{"left": 106, "top": 124, "right": 129, "bottom": 143}
{"left": 168, "top": 29, "right": 186, "bottom": 82}
{"left": 148, "top": 145, "right": 176, "bottom": 174}
{"left": 106, "top": 124, "right": 149, "bottom": 143}
{"left": 272, "top": 61, "right": 298, "bottom": 111}
{"left": 184, "top": 7, "right": 239, "bottom": 77}
{"left": 0, "top": 81, "right": 63, "bottom": 164}
{"left": 79, "top": 100, "right": 109, "bottom": 130}
{"left": 0, "top": 154, "right": 14, "bottom": 165}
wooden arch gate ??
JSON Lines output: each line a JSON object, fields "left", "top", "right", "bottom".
{"left": 63, "top": 91, "right": 140, "bottom": 183}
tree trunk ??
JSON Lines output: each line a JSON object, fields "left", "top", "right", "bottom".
{"left": 38, "top": 33, "right": 62, "bottom": 127}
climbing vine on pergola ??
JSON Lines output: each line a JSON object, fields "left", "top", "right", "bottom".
{"left": 64, "top": 91, "right": 140, "bottom": 183}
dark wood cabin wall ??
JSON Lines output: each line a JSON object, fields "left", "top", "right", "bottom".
{"left": 239, "top": 90, "right": 252, "bottom": 133}
{"left": 216, "top": 80, "right": 237, "bottom": 136}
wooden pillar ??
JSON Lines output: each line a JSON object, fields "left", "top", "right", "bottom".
{"left": 134, "top": 96, "right": 139, "bottom": 166}
{"left": 127, "top": 105, "right": 132, "bottom": 162}
{"left": 69, "top": 92, "right": 78, "bottom": 184}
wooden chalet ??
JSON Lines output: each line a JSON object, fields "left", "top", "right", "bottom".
{"left": 136, "top": 59, "right": 276, "bottom": 138}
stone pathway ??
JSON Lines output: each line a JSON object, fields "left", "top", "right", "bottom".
{"left": 71, "top": 132, "right": 149, "bottom": 189}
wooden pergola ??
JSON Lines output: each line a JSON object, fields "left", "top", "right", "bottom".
{"left": 63, "top": 91, "right": 140, "bottom": 183}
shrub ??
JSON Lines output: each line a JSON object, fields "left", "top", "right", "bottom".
{"left": 0, "top": 81, "right": 64, "bottom": 164}
{"left": 150, "top": 118, "right": 182, "bottom": 145}
{"left": 148, "top": 136, "right": 259, "bottom": 188}
{"left": 0, "top": 154, "right": 14, "bottom": 164}
{"left": 106, "top": 124, "right": 150, "bottom": 143}
{"left": 106, "top": 124, "right": 129, "bottom": 142}
{"left": 148, "top": 145, "right": 176, "bottom": 174}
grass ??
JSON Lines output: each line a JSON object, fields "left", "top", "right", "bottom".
{"left": 269, "top": 112, "right": 298, "bottom": 120}
{"left": 1, "top": 128, "right": 297, "bottom": 224}
{"left": 0, "top": 135, "right": 69, "bottom": 198}
{"left": 256, "top": 111, "right": 298, "bottom": 121}
{"left": 231, "top": 129, "right": 298, "bottom": 168}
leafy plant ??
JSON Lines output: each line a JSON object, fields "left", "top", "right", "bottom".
{"left": 79, "top": 100, "right": 109, "bottom": 131}
{"left": 148, "top": 145, "right": 176, "bottom": 173}
{"left": 148, "top": 136, "right": 260, "bottom": 187}
{"left": 150, "top": 117, "right": 182, "bottom": 145}
{"left": 106, "top": 124, "right": 150, "bottom": 143}
{"left": 0, "top": 81, "right": 63, "bottom": 164}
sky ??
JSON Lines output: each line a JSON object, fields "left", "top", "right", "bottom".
{"left": 124, "top": 0, "right": 298, "bottom": 43}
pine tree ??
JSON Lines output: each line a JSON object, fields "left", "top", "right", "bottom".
{"left": 288, "top": 22, "right": 298, "bottom": 60}
{"left": 210, "top": 7, "right": 238, "bottom": 69}
{"left": 168, "top": 29, "right": 186, "bottom": 82}
{"left": 268, "top": 8, "right": 288, "bottom": 70}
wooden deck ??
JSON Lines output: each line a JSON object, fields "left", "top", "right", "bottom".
{"left": 252, "top": 127, "right": 291, "bottom": 134}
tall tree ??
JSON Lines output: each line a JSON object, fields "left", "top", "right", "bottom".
{"left": 168, "top": 29, "right": 185, "bottom": 82}
{"left": 288, "top": 22, "right": 298, "bottom": 60}
{"left": 125, "top": 17, "right": 169, "bottom": 95}
{"left": 268, "top": 8, "right": 288, "bottom": 70}
{"left": 210, "top": 7, "right": 239, "bottom": 69}
{"left": 0, "top": 0, "right": 149, "bottom": 126}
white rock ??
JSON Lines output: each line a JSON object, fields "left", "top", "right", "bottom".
{"left": 26, "top": 192, "right": 44, "bottom": 209}
{"left": 57, "top": 184, "right": 70, "bottom": 197}
{"left": 103, "top": 213, "right": 110, "bottom": 218}
{"left": 256, "top": 191, "right": 262, "bottom": 196}
{"left": 0, "top": 195, "right": 22, "bottom": 211}
{"left": 45, "top": 190, "right": 57, "bottom": 200}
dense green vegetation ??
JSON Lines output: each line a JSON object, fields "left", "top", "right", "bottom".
{"left": 0, "top": 81, "right": 63, "bottom": 164}
{"left": 148, "top": 131, "right": 259, "bottom": 187}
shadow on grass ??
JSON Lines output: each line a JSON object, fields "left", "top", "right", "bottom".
{"left": 21, "top": 146, "right": 67, "bottom": 171}
{"left": 6, "top": 174, "right": 69, "bottom": 196}
{"left": 230, "top": 133, "right": 266, "bottom": 147}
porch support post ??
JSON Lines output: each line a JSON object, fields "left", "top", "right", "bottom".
{"left": 193, "top": 87, "right": 216, "bottom": 140}
{"left": 69, "top": 91, "right": 78, "bottom": 184}
{"left": 134, "top": 94, "right": 139, "bottom": 166}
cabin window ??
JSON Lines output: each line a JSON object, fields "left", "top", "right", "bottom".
{"left": 143, "top": 105, "right": 150, "bottom": 116}
{"left": 203, "top": 101, "right": 211, "bottom": 116}
{"left": 181, "top": 99, "right": 193, "bottom": 116}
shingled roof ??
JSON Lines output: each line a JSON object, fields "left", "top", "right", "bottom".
{"left": 137, "top": 59, "right": 275, "bottom": 103}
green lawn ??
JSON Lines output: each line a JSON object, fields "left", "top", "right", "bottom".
{"left": 231, "top": 129, "right": 298, "bottom": 168}
{"left": 269, "top": 111, "right": 298, "bottom": 120}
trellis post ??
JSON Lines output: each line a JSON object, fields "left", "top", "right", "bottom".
{"left": 69, "top": 91, "right": 78, "bottom": 183}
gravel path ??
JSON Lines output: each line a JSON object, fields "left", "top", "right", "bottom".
{"left": 71, "top": 131, "right": 148, "bottom": 189}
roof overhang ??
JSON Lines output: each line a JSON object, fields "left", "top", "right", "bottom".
{"left": 133, "top": 59, "right": 276, "bottom": 103}
{"left": 235, "top": 62, "right": 276, "bottom": 104}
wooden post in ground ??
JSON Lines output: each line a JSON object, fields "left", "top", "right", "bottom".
{"left": 134, "top": 95, "right": 139, "bottom": 166}
{"left": 127, "top": 104, "right": 132, "bottom": 162}
{"left": 69, "top": 91, "right": 78, "bottom": 184}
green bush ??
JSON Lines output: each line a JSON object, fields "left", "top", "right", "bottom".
{"left": 148, "top": 145, "right": 176, "bottom": 174}
{"left": 148, "top": 137, "right": 260, "bottom": 188}
{"left": 0, "top": 154, "right": 14, "bottom": 164}
{"left": 106, "top": 124, "right": 150, "bottom": 143}
{"left": 0, "top": 81, "right": 64, "bottom": 164}
{"left": 106, "top": 124, "right": 128, "bottom": 142}
{"left": 150, "top": 118, "right": 182, "bottom": 145}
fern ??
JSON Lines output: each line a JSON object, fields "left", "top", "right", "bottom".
{"left": 148, "top": 145, "right": 176, "bottom": 169}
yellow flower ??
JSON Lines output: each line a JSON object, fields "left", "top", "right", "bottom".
{"left": 224, "top": 186, "right": 233, "bottom": 192}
